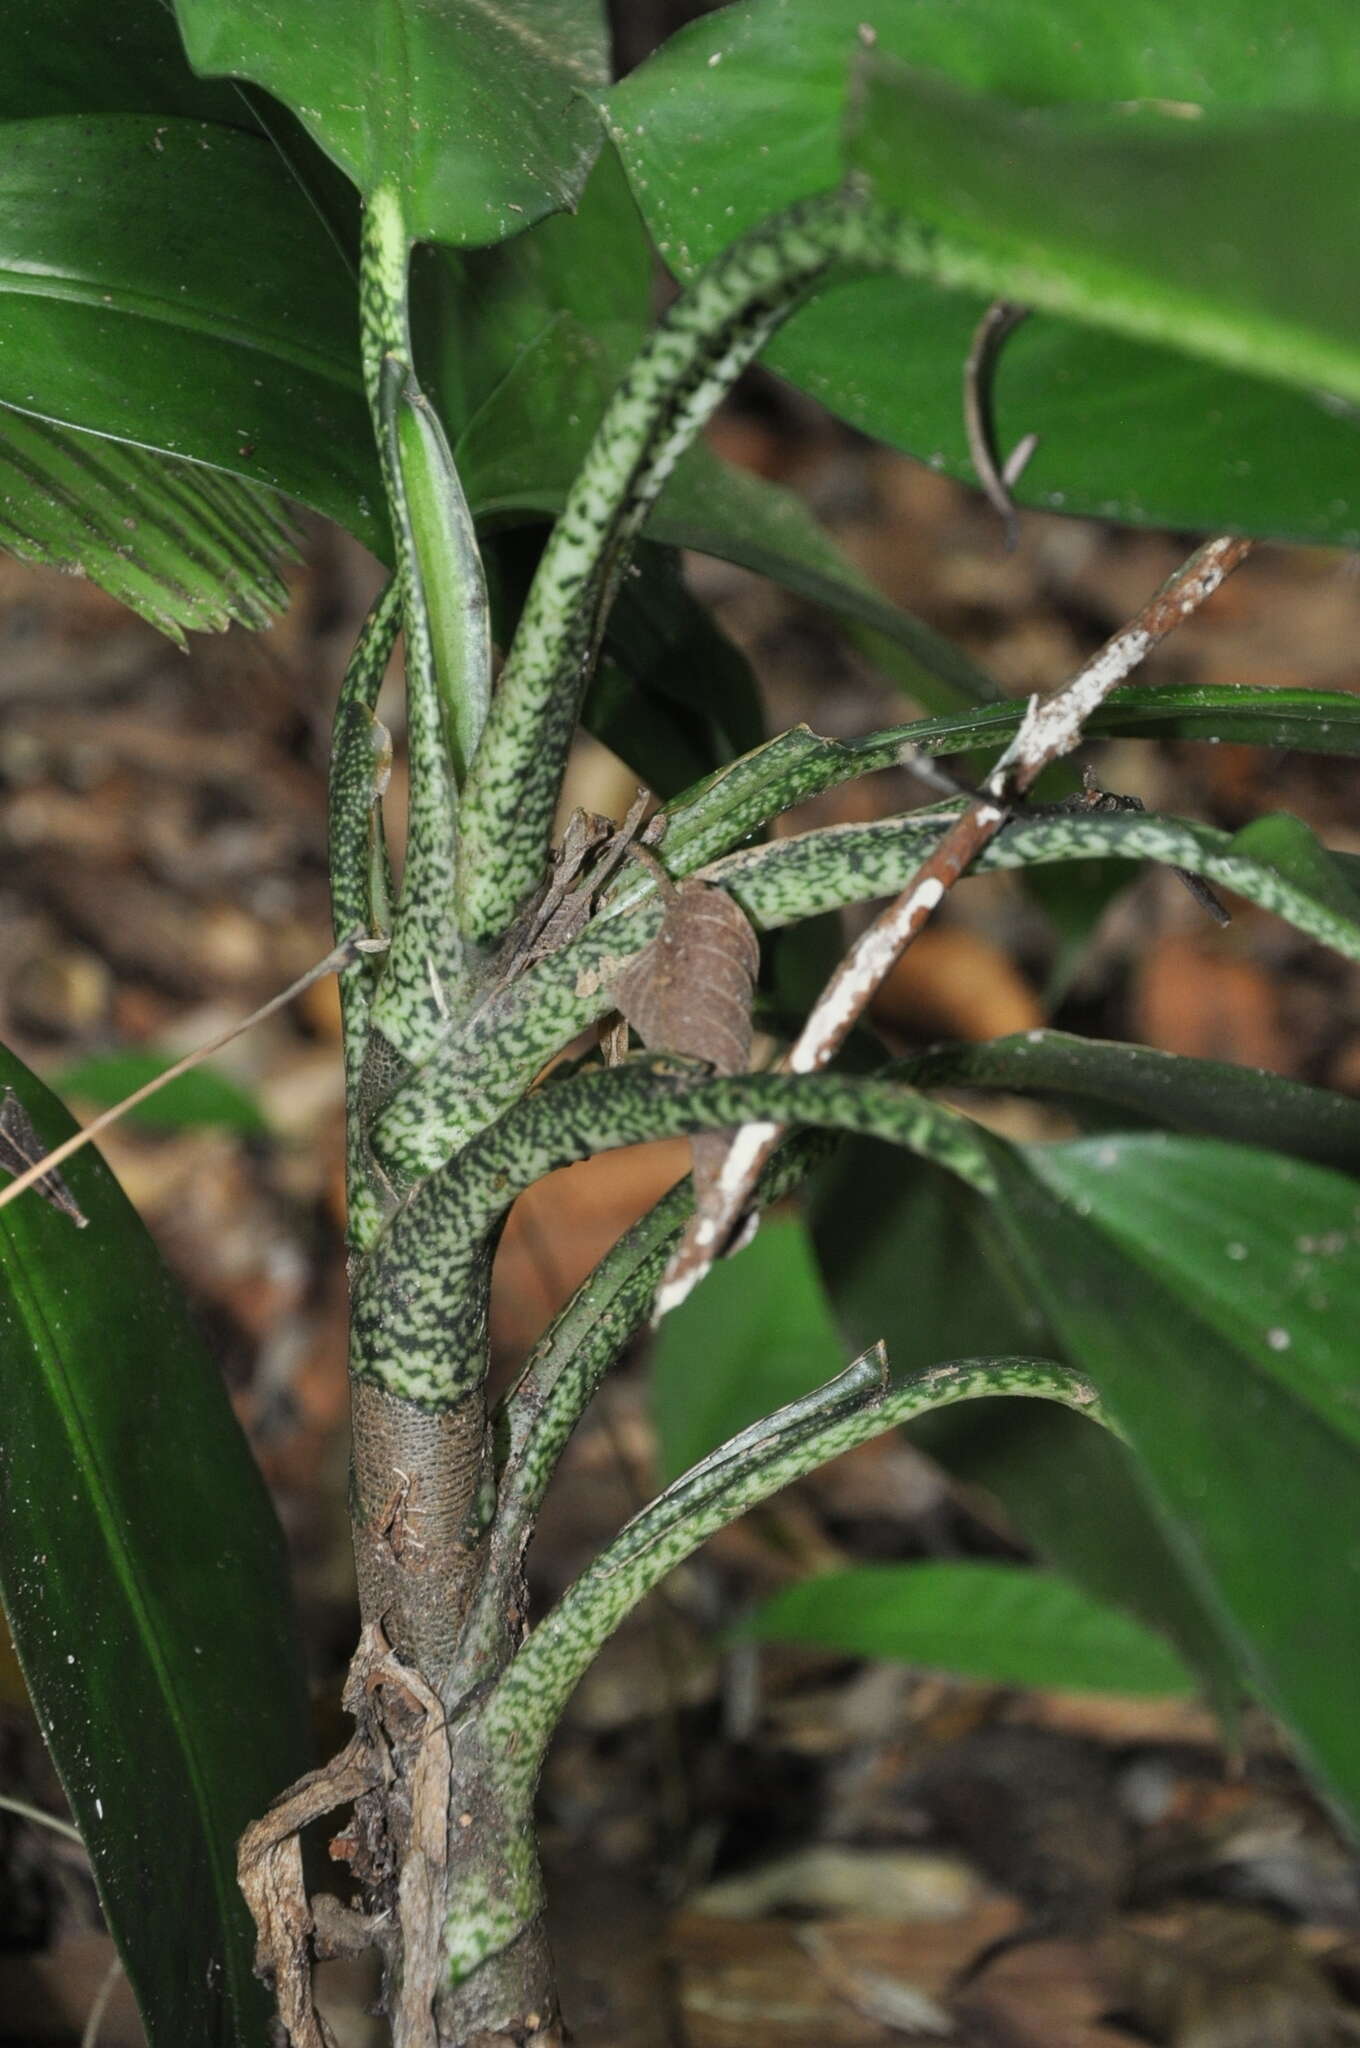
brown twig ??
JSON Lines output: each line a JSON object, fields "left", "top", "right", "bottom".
{"left": 655, "top": 534, "right": 1254, "bottom": 1317}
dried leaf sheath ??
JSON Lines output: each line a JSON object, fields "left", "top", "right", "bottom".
{"left": 609, "top": 878, "right": 760, "bottom": 1205}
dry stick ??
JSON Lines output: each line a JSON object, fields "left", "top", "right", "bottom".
{"left": 963, "top": 299, "right": 1039, "bottom": 549}
{"left": 0, "top": 931, "right": 384, "bottom": 1218}
{"left": 0, "top": 1789, "right": 85, "bottom": 1846}
{"left": 656, "top": 533, "right": 1255, "bottom": 1318}
{"left": 80, "top": 1953, "right": 125, "bottom": 2048}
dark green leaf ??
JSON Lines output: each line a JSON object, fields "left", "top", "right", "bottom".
{"left": 651, "top": 1214, "right": 844, "bottom": 1480}
{"left": 0, "top": 115, "right": 379, "bottom": 550}
{"left": 0, "top": 407, "right": 295, "bottom": 642}
{"left": 813, "top": 1145, "right": 1240, "bottom": 1702}
{"left": 174, "top": 0, "right": 609, "bottom": 246}
{"left": 593, "top": 542, "right": 766, "bottom": 792}
{"left": 990, "top": 1133, "right": 1360, "bottom": 1827}
{"left": 741, "top": 1560, "right": 1193, "bottom": 1696}
{"left": 1, "top": 0, "right": 245, "bottom": 121}
{"left": 902, "top": 684, "right": 1360, "bottom": 762}
{"left": 605, "top": 1, "right": 1360, "bottom": 545}
{"left": 906, "top": 1031, "right": 1360, "bottom": 1174}
{"left": 0, "top": 1043, "right": 310, "bottom": 2046}
{"left": 52, "top": 1051, "right": 268, "bottom": 1135}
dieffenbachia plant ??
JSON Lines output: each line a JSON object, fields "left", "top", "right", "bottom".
{"left": 2, "top": 3, "right": 1360, "bottom": 2043}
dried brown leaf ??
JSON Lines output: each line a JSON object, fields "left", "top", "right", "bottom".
{"left": 609, "top": 880, "right": 759, "bottom": 1206}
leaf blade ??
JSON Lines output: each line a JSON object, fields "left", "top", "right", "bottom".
{"left": 0, "top": 1044, "right": 310, "bottom": 2047}
{"left": 173, "top": 0, "right": 609, "bottom": 246}
{"left": 741, "top": 1561, "right": 1194, "bottom": 1696}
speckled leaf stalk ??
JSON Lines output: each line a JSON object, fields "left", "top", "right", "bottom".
{"left": 369, "top": 799, "right": 1360, "bottom": 1190}
{"left": 433, "top": 1351, "right": 1101, "bottom": 1997}
{"left": 455, "top": 187, "right": 945, "bottom": 947}
{"left": 360, "top": 185, "right": 491, "bottom": 1069}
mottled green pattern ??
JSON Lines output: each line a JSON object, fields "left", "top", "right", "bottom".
{"left": 352, "top": 1058, "right": 994, "bottom": 1406}
{"left": 370, "top": 798, "right": 1360, "bottom": 1188}
{"left": 454, "top": 1135, "right": 834, "bottom": 1692}
{"left": 329, "top": 577, "right": 402, "bottom": 1244}
{"left": 712, "top": 806, "right": 1360, "bottom": 953}
{"left": 456, "top": 190, "right": 930, "bottom": 946}
{"left": 446, "top": 1353, "right": 1098, "bottom": 1977}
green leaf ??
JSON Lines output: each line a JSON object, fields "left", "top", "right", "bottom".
{"left": 606, "top": 1, "right": 1360, "bottom": 545}
{"left": 0, "top": 1044, "right": 310, "bottom": 2046}
{"left": 850, "top": 52, "right": 1360, "bottom": 408}
{"left": 990, "top": 1133, "right": 1360, "bottom": 1826}
{"left": 51, "top": 1051, "right": 268, "bottom": 1135}
{"left": 174, "top": 0, "right": 609, "bottom": 246}
{"left": 906, "top": 1031, "right": 1360, "bottom": 1174}
{"left": 812, "top": 1146, "right": 1241, "bottom": 1704}
{"left": 0, "top": 0, "right": 255, "bottom": 122}
{"left": 651, "top": 1214, "right": 844, "bottom": 1480}
{"left": 1028, "top": 1136, "right": 1360, "bottom": 1454}
{"left": 713, "top": 804, "right": 1360, "bottom": 967}
{"left": 741, "top": 1561, "right": 1193, "bottom": 1696}
{"left": 0, "top": 115, "right": 380, "bottom": 550}
{"left": 0, "top": 407, "right": 295, "bottom": 642}
{"left": 589, "top": 541, "right": 767, "bottom": 796}
{"left": 903, "top": 684, "right": 1360, "bottom": 762}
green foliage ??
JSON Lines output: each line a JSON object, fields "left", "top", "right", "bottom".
{"left": 4, "top": 3, "right": 1360, "bottom": 2038}
{"left": 173, "top": 0, "right": 610, "bottom": 246}
{"left": 651, "top": 1214, "right": 845, "bottom": 1479}
{"left": 51, "top": 1052, "right": 268, "bottom": 1134}
{"left": 0, "top": 411, "right": 295, "bottom": 641}
{"left": 605, "top": 0, "right": 1360, "bottom": 543}
{"left": 991, "top": 1137, "right": 1360, "bottom": 1823}
{"left": 0, "top": 1046, "right": 309, "bottom": 2046}
{"left": 741, "top": 1561, "right": 1194, "bottom": 1697}
{"left": 0, "top": 113, "right": 377, "bottom": 547}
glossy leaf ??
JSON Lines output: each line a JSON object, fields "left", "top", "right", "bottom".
{"left": 850, "top": 53, "right": 1360, "bottom": 407}
{"left": 651, "top": 1214, "right": 844, "bottom": 1480}
{"left": 1028, "top": 1136, "right": 1360, "bottom": 1454}
{"left": 0, "top": 407, "right": 295, "bottom": 642}
{"left": 52, "top": 1051, "right": 268, "bottom": 1135}
{"left": 0, "top": 115, "right": 380, "bottom": 550}
{"left": 813, "top": 1146, "right": 1241, "bottom": 1701}
{"left": 605, "top": 1, "right": 1360, "bottom": 545}
{"left": 0, "top": 1044, "right": 310, "bottom": 2045}
{"left": 906, "top": 1031, "right": 1360, "bottom": 1174}
{"left": 174, "top": 0, "right": 609, "bottom": 246}
{"left": 742, "top": 1561, "right": 1193, "bottom": 1696}
{"left": 990, "top": 1134, "right": 1360, "bottom": 1826}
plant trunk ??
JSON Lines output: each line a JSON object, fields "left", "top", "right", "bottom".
{"left": 343, "top": 1376, "right": 560, "bottom": 2047}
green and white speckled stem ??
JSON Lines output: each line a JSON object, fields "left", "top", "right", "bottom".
{"left": 454, "top": 1134, "right": 834, "bottom": 1694}
{"left": 360, "top": 186, "right": 490, "bottom": 1067}
{"left": 353, "top": 1057, "right": 997, "bottom": 1407}
{"left": 370, "top": 801, "right": 1360, "bottom": 1190}
{"left": 329, "top": 576, "right": 401, "bottom": 1246}
{"left": 456, "top": 188, "right": 931, "bottom": 946}
{"left": 434, "top": 1352, "right": 1101, "bottom": 1985}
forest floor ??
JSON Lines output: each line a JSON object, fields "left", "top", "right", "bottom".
{"left": 1, "top": 387, "right": 1359, "bottom": 2044}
